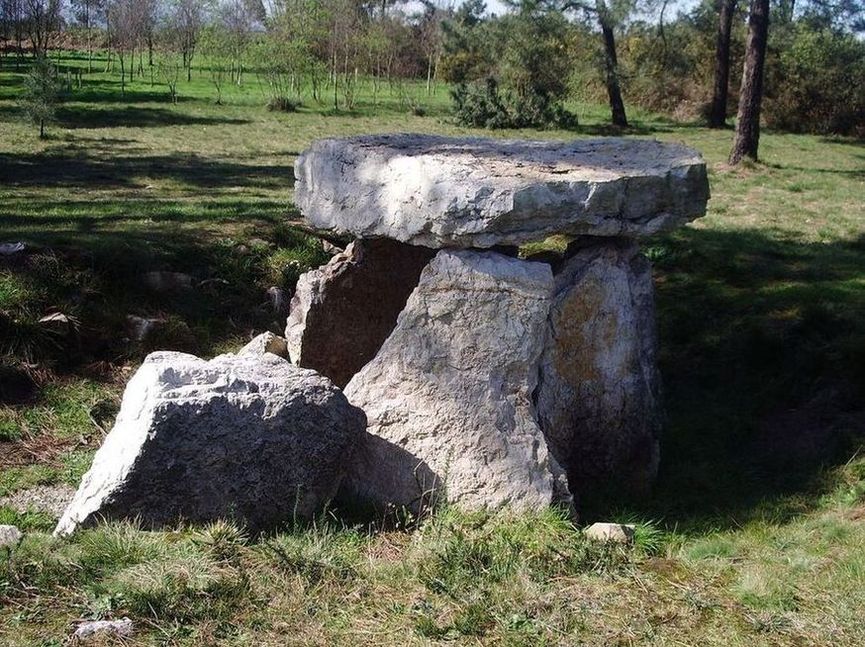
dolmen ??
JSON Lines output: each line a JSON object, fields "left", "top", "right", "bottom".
{"left": 289, "top": 134, "right": 709, "bottom": 514}
{"left": 56, "top": 134, "right": 708, "bottom": 535}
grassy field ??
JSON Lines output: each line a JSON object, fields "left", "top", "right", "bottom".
{"left": 1, "top": 50, "right": 865, "bottom": 645}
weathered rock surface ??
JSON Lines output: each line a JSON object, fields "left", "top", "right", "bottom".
{"left": 73, "top": 618, "right": 134, "bottom": 641}
{"left": 536, "top": 239, "right": 661, "bottom": 504}
{"left": 285, "top": 238, "right": 436, "bottom": 388}
{"left": 0, "top": 524, "right": 22, "bottom": 549}
{"left": 55, "top": 351, "right": 365, "bottom": 535}
{"left": 584, "top": 522, "right": 635, "bottom": 544}
{"left": 239, "top": 332, "right": 288, "bottom": 358}
{"left": 295, "top": 135, "right": 709, "bottom": 248}
{"left": 342, "top": 249, "right": 567, "bottom": 513}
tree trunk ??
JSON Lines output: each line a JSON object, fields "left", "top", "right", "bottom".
{"left": 40, "top": 118, "right": 45, "bottom": 138}
{"left": 709, "top": 0, "right": 737, "bottom": 128}
{"left": 600, "top": 20, "right": 628, "bottom": 127}
{"left": 729, "top": 0, "right": 770, "bottom": 164}
{"left": 119, "top": 53, "right": 125, "bottom": 97}
{"left": 86, "top": 7, "right": 93, "bottom": 74}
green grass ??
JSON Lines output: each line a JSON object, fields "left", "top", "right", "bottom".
{"left": 1, "top": 49, "right": 865, "bottom": 645}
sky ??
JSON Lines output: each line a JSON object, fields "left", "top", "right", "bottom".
{"left": 480, "top": 0, "right": 700, "bottom": 19}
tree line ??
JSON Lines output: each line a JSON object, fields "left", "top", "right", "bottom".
{"left": 1, "top": 0, "right": 863, "bottom": 162}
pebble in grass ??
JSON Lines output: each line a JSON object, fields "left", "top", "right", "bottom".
{"left": 73, "top": 618, "right": 134, "bottom": 642}
{"left": 0, "top": 524, "right": 23, "bottom": 550}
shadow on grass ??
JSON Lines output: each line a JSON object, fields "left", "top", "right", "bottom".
{"left": 819, "top": 136, "right": 865, "bottom": 147}
{"left": 764, "top": 160, "right": 865, "bottom": 178}
{"left": 0, "top": 200, "right": 287, "bottom": 229}
{"left": 576, "top": 120, "right": 686, "bottom": 137}
{"left": 57, "top": 105, "right": 250, "bottom": 129}
{"left": 597, "top": 227, "right": 865, "bottom": 532}
{"left": 0, "top": 218, "right": 324, "bottom": 376}
{"left": 0, "top": 151, "right": 293, "bottom": 190}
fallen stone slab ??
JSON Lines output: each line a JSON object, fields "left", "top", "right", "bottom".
{"left": 294, "top": 134, "right": 709, "bottom": 249}
{"left": 584, "top": 522, "right": 635, "bottom": 544}
{"left": 0, "top": 524, "right": 23, "bottom": 550}
{"left": 286, "top": 238, "right": 435, "bottom": 388}
{"left": 73, "top": 618, "right": 134, "bottom": 642}
{"left": 55, "top": 351, "right": 365, "bottom": 535}
{"left": 536, "top": 239, "right": 661, "bottom": 504}
{"left": 342, "top": 249, "right": 568, "bottom": 513}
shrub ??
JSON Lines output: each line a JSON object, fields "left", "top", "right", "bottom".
{"left": 444, "top": 9, "right": 578, "bottom": 130}
{"left": 451, "top": 78, "right": 511, "bottom": 129}
{"left": 21, "top": 55, "right": 63, "bottom": 138}
{"left": 267, "top": 96, "right": 300, "bottom": 112}
{"left": 765, "top": 25, "right": 865, "bottom": 137}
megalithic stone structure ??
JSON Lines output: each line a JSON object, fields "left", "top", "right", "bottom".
{"left": 287, "top": 134, "right": 710, "bottom": 514}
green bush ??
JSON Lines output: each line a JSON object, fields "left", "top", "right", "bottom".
{"left": 444, "top": 8, "right": 578, "bottom": 129}
{"left": 765, "top": 25, "right": 865, "bottom": 137}
{"left": 20, "top": 55, "right": 63, "bottom": 138}
{"left": 266, "top": 96, "right": 301, "bottom": 113}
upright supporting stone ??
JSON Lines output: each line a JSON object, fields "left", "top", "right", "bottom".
{"left": 342, "top": 250, "right": 567, "bottom": 513}
{"left": 285, "top": 238, "right": 436, "bottom": 388}
{"left": 536, "top": 239, "right": 661, "bottom": 505}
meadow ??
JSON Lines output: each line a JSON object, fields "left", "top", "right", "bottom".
{"left": 1, "top": 50, "right": 864, "bottom": 645}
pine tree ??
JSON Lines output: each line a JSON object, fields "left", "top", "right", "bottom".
{"left": 22, "top": 55, "right": 61, "bottom": 138}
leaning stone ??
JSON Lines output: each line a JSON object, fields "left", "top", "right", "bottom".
{"left": 285, "top": 238, "right": 435, "bottom": 388}
{"left": 73, "top": 618, "right": 134, "bottom": 641}
{"left": 342, "top": 249, "right": 567, "bottom": 514}
{"left": 0, "top": 524, "right": 23, "bottom": 549}
{"left": 536, "top": 239, "right": 661, "bottom": 504}
{"left": 239, "top": 332, "right": 288, "bottom": 359}
{"left": 294, "top": 135, "right": 709, "bottom": 249}
{"left": 55, "top": 351, "right": 365, "bottom": 535}
{"left": 584, "top": 522, "right": 635, "bottom": 544}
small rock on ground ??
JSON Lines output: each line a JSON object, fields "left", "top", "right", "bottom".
{"left": 239, "top": 332, "right": 288, "bottom": 359}
{"left": 73, "top": 618, "right": 134, "bottom": 641}
{"left": 0, "top": 524, "right": 23, "bottom": 549}
{"left": 584, "top": 522, "right": 635, "bottom": 544}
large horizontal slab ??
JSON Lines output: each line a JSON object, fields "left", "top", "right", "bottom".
{"left": 294, "top": 134, "right": 709, "bottom": 248}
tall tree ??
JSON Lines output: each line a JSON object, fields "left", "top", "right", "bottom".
{"left": 554, "top": 0, "right": 634, "bottom": 127}
{"left": 729, "top": 0, "right": 769, "bottom": 164}
{"left": 23, "top": 0, "right": 61, "bottom": 55}
{"left": 708, "top": 0, "right": 737, "bottom": 128}
{"left": 417, "top": 0, "right": 446, "bottom": 95}
{"left": 1, "top": 0, "right": 27, "bottom": 67}
{"left": 171, "top": 0, "right": 208, "bottom": 82}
